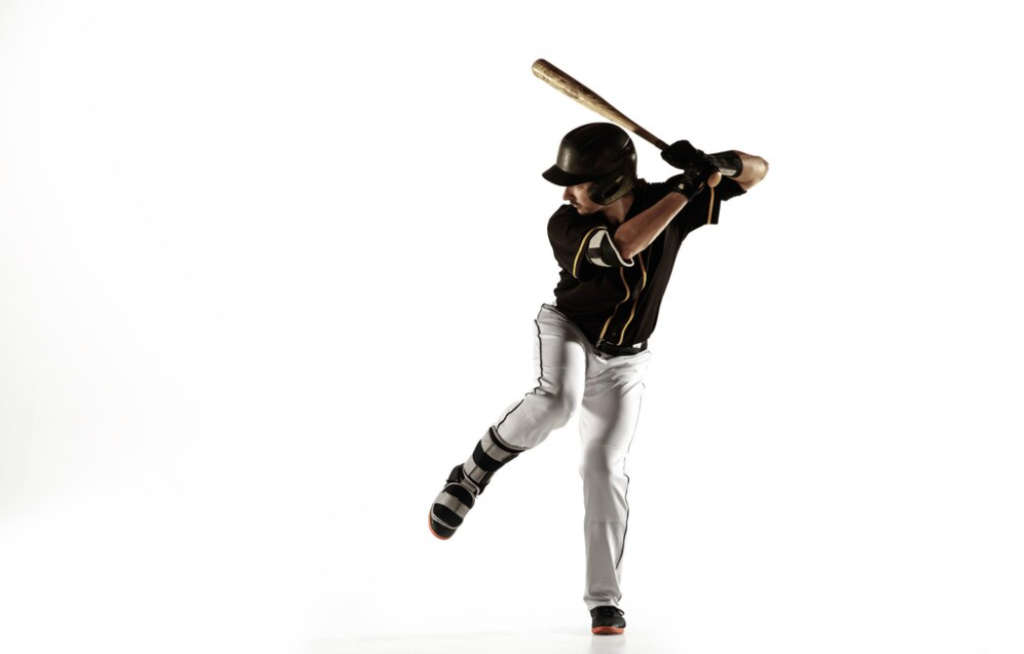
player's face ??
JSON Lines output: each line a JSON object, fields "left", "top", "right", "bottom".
{"left": 563, "top": 182, "right": 602, "bottom": 215}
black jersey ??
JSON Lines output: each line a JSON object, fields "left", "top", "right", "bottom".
{"left": 547, "top": 177, "right": 746, "bottom": 346}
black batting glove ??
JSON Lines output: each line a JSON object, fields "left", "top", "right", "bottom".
{"left": 661, "top": 140, "right": 708, "bottom": 170}
{"left": 666, "top": 163, "right": 715, "bottom": 200}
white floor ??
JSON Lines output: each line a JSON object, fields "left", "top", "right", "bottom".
{"left": 307, "top": 628, "right": 661, "bottom": 654}
{"left": 2, "top": 492, "right": 1017, "bottom": 654}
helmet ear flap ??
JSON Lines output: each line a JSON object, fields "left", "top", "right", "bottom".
{"left": 588, "top": 173, "right": 630, "bottom": 205}
{"left": 587, "top": 156, "right": 637, "bottom": 205}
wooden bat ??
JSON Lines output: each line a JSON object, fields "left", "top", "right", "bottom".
{"left": 531, "top": 58, "right": 720, "bottom": 187}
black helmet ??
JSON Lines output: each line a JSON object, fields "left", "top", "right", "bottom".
{"left": 542, "top": 123, "right": 637, "bottom": 205}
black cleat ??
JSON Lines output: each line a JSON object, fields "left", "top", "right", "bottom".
{"left": 590, "top": 606, "right": 626, "bottom": 635}
{"left": 428, "top": 465, "right": 482, "bottom": 540}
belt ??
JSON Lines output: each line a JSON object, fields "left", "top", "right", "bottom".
{"left": 595, "top": 340, "right": 648, "bottom": 357}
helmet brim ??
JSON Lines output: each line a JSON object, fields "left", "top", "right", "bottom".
{"left": 541, "top": 165, "right": 594, "bottom": 187}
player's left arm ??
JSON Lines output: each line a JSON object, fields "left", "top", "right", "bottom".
{"left": 707, "top": 150, "right": 769, "bottom": 191}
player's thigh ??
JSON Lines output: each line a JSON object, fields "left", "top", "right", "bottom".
{"left": 579, "top": 350, "right": 652, "bottom": 451}
{"left": 533, "top": 305, "right": 588, "bottom": 406}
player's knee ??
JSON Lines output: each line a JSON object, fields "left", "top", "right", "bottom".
{"left": 579, "top": 449, "right": 628, "bottom": 521}
{"left": 545, "top": 385, "right": 582, "bottom": 427}
{"left": 580, "top": 447, "right": 615, "bottom": 478}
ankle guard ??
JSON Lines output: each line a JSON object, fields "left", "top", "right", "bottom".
{"left": 462, "top": 427, "right": 526, "bottom": 493}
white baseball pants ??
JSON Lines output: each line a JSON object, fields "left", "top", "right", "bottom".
{"left": 487, "top": 302, "right": 651, "bottom": 610}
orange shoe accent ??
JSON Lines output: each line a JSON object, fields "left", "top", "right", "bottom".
{"left": 592, "top": 626, "right": 625, "bottom": 635}
{"left": 428, "top": 511, "right": 451, "bottom": 540}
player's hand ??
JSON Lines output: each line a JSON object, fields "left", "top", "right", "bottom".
{"left": 666, "top": 162, "right": 716, "bottom": 200}
{"left": 661, "top": 140, "right": 708, "bottom": 170}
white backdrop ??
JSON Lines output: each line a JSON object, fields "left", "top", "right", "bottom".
{"left": 2, "top": 1, "right": 1022, "bottom": 653}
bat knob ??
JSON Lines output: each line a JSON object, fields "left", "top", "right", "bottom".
{"left": 708, "top": 170, "right": 722, "bottom": 188}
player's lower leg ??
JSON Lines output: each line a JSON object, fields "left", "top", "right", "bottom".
{"left": 428, "top": 427, "right": 525, "bottom": 540}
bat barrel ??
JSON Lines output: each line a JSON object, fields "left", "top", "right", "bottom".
{"left": 532, "top": 59, "right": 667, "bottom": 150}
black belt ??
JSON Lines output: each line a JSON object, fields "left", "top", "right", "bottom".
{"left": 595, "top": 340, "right": 648, "bottom": 357}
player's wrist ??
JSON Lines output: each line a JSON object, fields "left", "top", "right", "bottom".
{"left": 666, "top": 165, "right": 713, "bottom": 200}
{"left": 707, "top": 151, "right": 743, "bottom": 178}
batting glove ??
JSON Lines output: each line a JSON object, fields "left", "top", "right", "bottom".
{"left": 666, "top": 163, "right": 716, "bottom": 200}
{"left": 661, "top": 140, "right": 709, "bottom": 170}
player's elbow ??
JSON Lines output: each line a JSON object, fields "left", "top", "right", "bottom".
{"left": 612, "top": 234, "right": 634, "bottom": 262}
{"left": 737, "top": 156, "right": 769, "bottom": 191}
{"left": 585, "top": 230, "right": 635, "bottom": 268}
{"left": 752, "top": 156, "right": 769, "bottom": 183}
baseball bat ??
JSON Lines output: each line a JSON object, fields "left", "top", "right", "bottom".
{"left": 531, "top": 58, "right": 720, "bottom": 187}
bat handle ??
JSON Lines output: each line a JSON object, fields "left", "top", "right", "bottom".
{"left": 642, "top": 130, "right": 669, "bottom": 151}
{"left": 654, "top": 134, "right": 719, "bottom": 187}
{"left": 633, "top": 128, "right": 723, "bottom": 186}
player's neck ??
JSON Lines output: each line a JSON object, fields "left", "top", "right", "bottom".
{"left": 600, "top": 193, "right": 634, "bottom": 225}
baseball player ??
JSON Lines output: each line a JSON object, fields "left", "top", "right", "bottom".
{"left": 428, "top": 123, "right": 768, "bottom": 635}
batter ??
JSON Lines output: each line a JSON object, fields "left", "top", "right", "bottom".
{"left": 428, "top": 123, "right": 768, "bottom": 635}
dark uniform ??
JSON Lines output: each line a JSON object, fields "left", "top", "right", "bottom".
{"left": 548, "top": 177, "right": 746, "bottom": 348}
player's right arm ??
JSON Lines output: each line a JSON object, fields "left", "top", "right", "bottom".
{"left": 613, "top": 164, "right": 715, "bottom": 260}
{"left": 611, "top": 193, "right": 688, "bottom": 261}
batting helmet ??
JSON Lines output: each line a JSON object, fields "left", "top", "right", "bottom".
{"left": 542, "top": 123, "right": 637, "bottom": 206}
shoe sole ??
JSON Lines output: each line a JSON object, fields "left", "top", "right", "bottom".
{"left": 428, "top": 510, "right": 451, "bottom": 541}
{"left": 592, "top": 627, "right": 625, "bottom": 635}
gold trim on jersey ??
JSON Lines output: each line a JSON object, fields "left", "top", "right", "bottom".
{"left": 598, "top": 264, "right": 632, "bottom": 342}
{"left": 617, "top": 252, "right": 648, "bottom": 345}
{"left": 572, "top": 227, "right": 606, "bottom": 279}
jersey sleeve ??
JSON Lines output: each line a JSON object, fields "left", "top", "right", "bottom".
{"left": 676, "top": 176, "right": 747, "bottom": 236}
{"left": 547, "top": 206, "right": 633, "bottom": 281}
{"left": 715, "top": 176, "right": 747, "bottom": 202}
